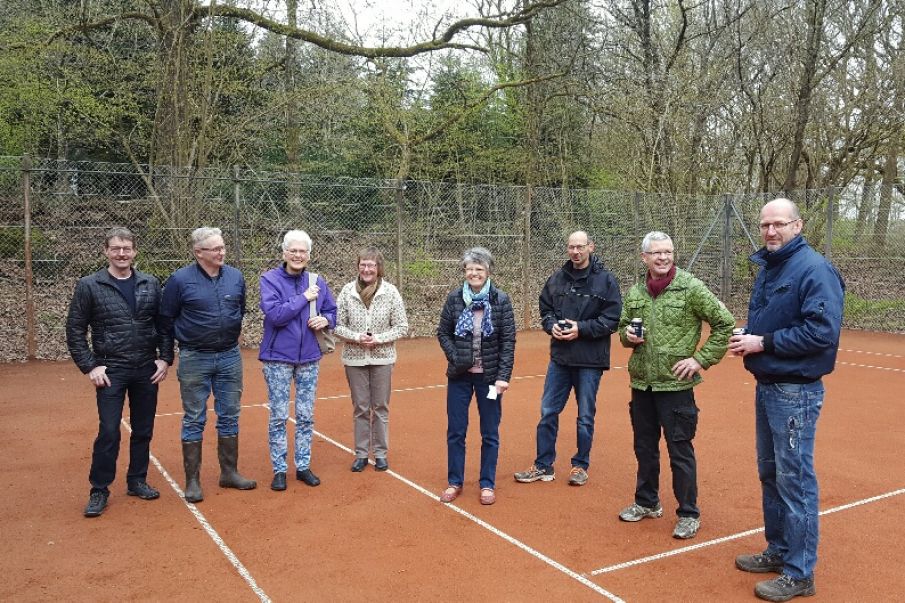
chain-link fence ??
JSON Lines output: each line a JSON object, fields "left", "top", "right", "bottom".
{"left": 1, "top": 156, "right": 903, "bottom": 361}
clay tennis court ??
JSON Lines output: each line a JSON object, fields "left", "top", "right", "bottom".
{"left": 3, "top": 328, "right": 904, "bottom": 601}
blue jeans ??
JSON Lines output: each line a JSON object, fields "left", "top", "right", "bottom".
{"left": 177, "top": 346, "right": 243, "bottom": 441}
{"left": 446, "top": 373, "right": 503, "bottom": 489}
{"left": 756, "top": 380, "right": 824, "bottom": 580}
{"left": 263, "top": 361, "right": 319, "bottom": 473}
{"left": 535, "top": 361, "right": 603, "bottom": 470}
{"left": 90, "top": 363, "right": 159, "bottom": 491}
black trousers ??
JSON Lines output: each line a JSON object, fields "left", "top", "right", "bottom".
{"left": 629, "top": 387, "right": 700, "bottom": 518}
{"left": 89, "top": 363, "right": 159, "bottom": 492}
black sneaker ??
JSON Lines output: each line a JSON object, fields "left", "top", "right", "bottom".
{"left": 374, "top": 458, "right": 389, "bottom": 472}
{"left": 755, "top": 574, "right": 815, "bottom": 602}
{"left": 736, "top": 552, "right": 784, "bottom": 574}
{"left": 127, "top": 481, "right": 160, "bottom": 500}
{"left": 84, "top": 490, "right": 109, "bottom": 517}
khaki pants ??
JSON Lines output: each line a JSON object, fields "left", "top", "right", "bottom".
{"left": 345, "top": 364, "right": 394, "bottom": 459}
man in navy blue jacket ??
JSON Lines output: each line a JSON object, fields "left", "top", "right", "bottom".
{"left": 160, "top": 227, "right": 256, "bottom": 503}
{"left": 729, "top": 198, "right": 845, "bottom": 602}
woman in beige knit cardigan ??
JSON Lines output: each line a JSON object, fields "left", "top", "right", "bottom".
{"left": 334, "top": 247, "right": 409, "bottom": 472}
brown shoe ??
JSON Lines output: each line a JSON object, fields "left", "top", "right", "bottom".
{"left": 480, "top": 488, "right": 496, "bottom": 505}
{"left": 439, "top": 485, "right": 462, "bottom": 503}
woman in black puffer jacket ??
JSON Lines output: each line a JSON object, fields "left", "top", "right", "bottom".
{"left": 436, "top": 247, "right": 516, "bottom": 506}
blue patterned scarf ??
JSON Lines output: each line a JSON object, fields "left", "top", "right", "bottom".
{"left": 454, "top": 280, "right": 493, "bottom": 338}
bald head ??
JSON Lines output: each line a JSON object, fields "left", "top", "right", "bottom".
{"left": 567, "top": 230, "right": 595, "bottom": 269}
{"left": 760, "top": 198, "right": 803, "bottom": 252}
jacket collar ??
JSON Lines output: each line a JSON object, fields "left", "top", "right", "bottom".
{"left": 750, "top": 234, "right": 807, "bottom": 268}
{"left": 561, "top": 255, "right": 601, "bottom": 279}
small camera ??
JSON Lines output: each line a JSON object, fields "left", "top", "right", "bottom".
{"left": 557, "top": 319, "right": 570, "bottom": 331}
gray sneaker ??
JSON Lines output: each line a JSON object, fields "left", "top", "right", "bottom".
{"left": 672, "top": 516, "right": 700, "bottom": 539}
{"left": 568, "top": 466, "right": 589, "bottom": 486}
{"left": 736, "top": 552, "right": 784, "bottom": 574}
{"left": 514, "top": 464, "right": 555, "bottom": 483}
{"left": 619, "top": 502, "right": 664, "bottom": 522}
{"left": 754, "top": 574, "right": 815, "bottom": 602}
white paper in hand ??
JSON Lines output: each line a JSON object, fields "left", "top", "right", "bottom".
{"left": 486, "top": 385, "right": 498, "bottom": 400}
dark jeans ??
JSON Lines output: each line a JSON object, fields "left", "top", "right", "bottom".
{"left": 89, "top": 363, "right": 159, "bottom": 492}
{"left": 446, "top": 373, "right": 503, "bottom": 489}
{"left": 535, "top": 361, "right": 603, "bottom": 470}
{"left": 629, "top": 387, "right": 699, "bottom": 518}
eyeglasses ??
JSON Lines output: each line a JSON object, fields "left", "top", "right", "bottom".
{"left": 107, "top": 246, "right": 135, "bottom": 254}
{"left": 285, "top": 249, "right": 309, "bottom": 257}
{"left": 567, "top": 244, "right": 588, "bottom": 252}
{"left": 643, "top": 250, "right": 674, "bottom": 257}
{"left": 359, "top": 262, "right": 378, "bottom": 269}
{"left": 759, "top": 219, "right": 799, "bottom": 232}
{"left": 199, "top": 246, "right": 226, "bottom": 253}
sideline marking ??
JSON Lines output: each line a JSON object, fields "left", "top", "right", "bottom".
{"left": 121, "top": 419, "right": 271, "bottom": 603}
{"left": 588, "top": 486, "right": 905, "bottom": 576}
{"left": 287, "top": 417, "right": 624, "bottom": 602}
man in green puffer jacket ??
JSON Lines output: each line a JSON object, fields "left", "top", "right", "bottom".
{"left": 616, "top": 231, "right": 734, "bottom": 540}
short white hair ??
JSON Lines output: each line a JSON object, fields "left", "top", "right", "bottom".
{"left": 192, "top": 227, "right": 222, "bottom": 248}
{"left": 282, "top": 229, "right": 313, "bottom": 252}
{"left": 641, "top": 231, "right": 672, "bottom": 253}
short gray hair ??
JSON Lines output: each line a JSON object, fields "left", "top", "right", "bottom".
{"left": 104, "top": 227, "right": 135, "bottom": 248}
{"left": 282, "top": 230, "right": 313, "bottom": 253}
{"left": 641, "top": 231, "right": 673, "bottom": 253}
{"left": 192, "top": 227, "right": 222, "bottom": 248}
{"left": 461, "top": 246, "right": 494, "bottom": 273}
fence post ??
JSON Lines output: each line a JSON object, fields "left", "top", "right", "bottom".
{"left": 395, "top": 180, "right": 405, "bottom": 289}
{"left": 21, "top": 155, "right": 36, "bottom": 359}
{"left": 520, "top": 185, "right": 534, "bottom": 330}
{"left": 232, "top": 165, "right": 243, "bottom": 269}
{"left": 824, "top": 187, "right": 836, "bottom": 259}
{"left": 721, "top": 193, "right": 732, "bottom": 301}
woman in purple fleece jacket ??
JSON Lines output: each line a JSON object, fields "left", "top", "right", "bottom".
{"left": 259, "top": 229, "right": 337, "bottom": 492}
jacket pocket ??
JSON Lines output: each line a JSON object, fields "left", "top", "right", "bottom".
{"left": 669, "top": 406, "right": 699, "bottom": 441}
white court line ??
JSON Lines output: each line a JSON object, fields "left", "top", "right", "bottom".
{"left": 120, "top": 419, "right": 271, "bottom": 603}
{"left": 836, "top": 361, "right": 905, "bottom": 373}
{"left": 589, "top": 486, "right": 905, "bottom": 576}
{"left": 278, "top": 416, "right": 624, "bottom": 602}
{"left": 839, "top": 348, "right": 903, "bottom": 359}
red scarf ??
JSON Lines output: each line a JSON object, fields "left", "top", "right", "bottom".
{"left": 647, "top": 264, "right": 676, "bottom": 298}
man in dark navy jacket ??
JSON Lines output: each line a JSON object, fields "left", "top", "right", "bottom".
{"left": 729, "top": 198, "right": 844, "bottom": 602}
{"left": 67, "top": 227, "right": 173, "bottom": 517}
{"left": 160, "top": 227, "right": 256, "bottom": 504}
{"left": 514, "top": 230, "right": 622, "bottom": 487}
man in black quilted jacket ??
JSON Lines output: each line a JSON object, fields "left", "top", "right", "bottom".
{"left": 514, "top": 231, "right": 622, "bottom": 487}
{"left": 66, "top": 227, "right": 173, "bottom": 518}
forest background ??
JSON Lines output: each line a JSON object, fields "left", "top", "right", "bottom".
{"left": 0, "top": 0, "right": 903, "bottom": 361}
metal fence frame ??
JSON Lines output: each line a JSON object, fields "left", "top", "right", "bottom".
{"left": 1, "top": 156, "right": 903, "bottom": 361}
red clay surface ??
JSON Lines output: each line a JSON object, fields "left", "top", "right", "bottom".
{"left": 2, "top": 328, "right": 904, "bottom": 602}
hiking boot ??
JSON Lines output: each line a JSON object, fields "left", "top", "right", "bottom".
{"left": 754, "top": 574, "right": 815, "bottom": 602}
{"left": 672, "top": 516, "right": 700, "bottom": 539}
{"left": 619, "top": 502, "right": 664, "bottom": 522}
{"left": 736, "top": 552, "right": 785, "bottom": 574}
{"left": 514, "top": 464, "right": 555, "bottom": 483}
{"left": 568, "top": 466, "right": 588, "bottom": 486}
{"left": 126, "top": 481, "right": 160, "bottom": 500}
{"left": 84, "top": 489, "right": 109, "bottom": 518}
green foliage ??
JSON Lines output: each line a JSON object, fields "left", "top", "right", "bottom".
{"left": 403, "top": 257, "right": 439, "bottom": 279}
{"left": 843, "top": 293, "right": 905, "bottom": 325}
{"left": 0, "top": 226, "right": 48, "bottom": 259}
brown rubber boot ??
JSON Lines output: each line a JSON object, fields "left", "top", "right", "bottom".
{"left": 182, "top": 440, "right": 204, "bottom": 503}
{"left": 217, "top": 435, "right": 257, "bottom": 490}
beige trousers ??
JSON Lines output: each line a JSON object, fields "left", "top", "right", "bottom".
{"left": 345, "top": 364, "right": 394, "bottom": 459}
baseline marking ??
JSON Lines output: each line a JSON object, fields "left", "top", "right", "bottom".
{"left": 121, "top": 419, "right": 271, "bottom": 602}
{"left": 839, "top": 348, "right": 903, "bottom": 359}
{"left": 589, "top": 486, "right": 905, "bottom": 576}
{"left": 281, "top": 415, "right": 624, "bottom": 602}
{"left": 836, "top": 361, "right": 905, "bottom": 373}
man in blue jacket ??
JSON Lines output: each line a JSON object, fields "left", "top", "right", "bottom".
{"left": 67, "top": 227, "right": 173, "bottom": 517}
{"left": 160, "top": 227, "right": 256, "bottom": 503}
{"left": 514, "top": 231, "right": 622, "bottom": 487}
{"left": 729, "top": 198, "right": 844, "bottom": 602}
